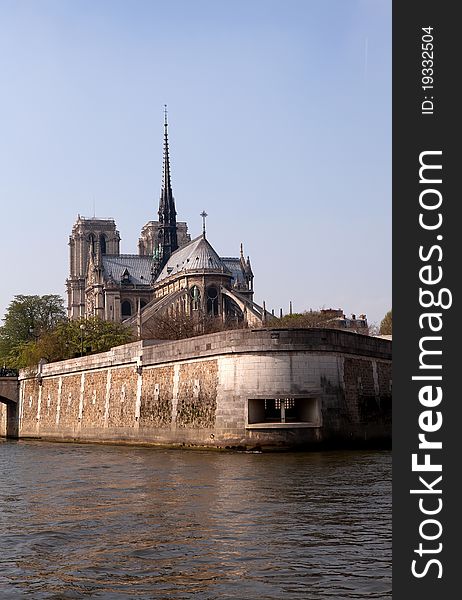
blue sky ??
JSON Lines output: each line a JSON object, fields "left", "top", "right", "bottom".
{"left": 0, "top": 0, "right": 391, "bottom": 325}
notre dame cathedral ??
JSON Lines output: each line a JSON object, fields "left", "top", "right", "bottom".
{"left": 66, "top": 111, "right": 267, "bottom": 332}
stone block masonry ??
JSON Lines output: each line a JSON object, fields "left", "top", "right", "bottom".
{"left": 139, "top": 365, "right": 174, "bottom": 428}
{"left": 16, "top": 329, "right": 392, "bottom": 449}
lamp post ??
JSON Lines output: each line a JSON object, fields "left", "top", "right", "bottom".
{"left": 79, "top": 324, "right": 85, "bottom": 357}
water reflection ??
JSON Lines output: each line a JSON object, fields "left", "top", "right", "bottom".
{"left": 0, "top": 441, "right": 391, "bottom": 599}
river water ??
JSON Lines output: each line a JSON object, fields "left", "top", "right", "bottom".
{"left": 0, "top": 440, "right": 391, "bottom": 599}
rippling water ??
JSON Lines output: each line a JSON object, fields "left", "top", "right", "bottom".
{"left": 0, "top": 440, "right": 391, "bottom": 599}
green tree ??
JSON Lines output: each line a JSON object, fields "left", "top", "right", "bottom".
{"left": 73, "top": 317, "right": 134, "bottom": 355}
{"left": 0, "top": 295, "right": 66, "bottom": 367}
{"left": 10, "top": 317, "right": 134, "bottom": 370}
{"left": 380, "top": 310, "right": 392, "bottom": 335}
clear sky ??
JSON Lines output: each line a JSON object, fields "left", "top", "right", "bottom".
{"left": 0, "top": 0, "right": 391, "bottom": 326}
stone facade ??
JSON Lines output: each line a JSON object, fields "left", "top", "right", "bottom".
{"left": 13, "top": 329, "right": 392, "bottom": 449}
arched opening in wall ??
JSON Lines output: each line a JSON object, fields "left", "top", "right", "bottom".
{"left": 190, "top": 286, "right": 201, "bottom": 311}
{"left": 206, "top": 286, "right": 218, "bottom": 316}
{"left": 0, "top": 397, "right": 18, "bottom": 439}
{"left": 88, "top": 234, "right": 96, "bottom": 255}
{"left": 121, "top": 300, "right": 132, "bottom": 318}
{"left": 99, "top": 234, "right": 107, "bottom": 255}
{"left": 140, "top": 300, "right": 148, "bottom": 310}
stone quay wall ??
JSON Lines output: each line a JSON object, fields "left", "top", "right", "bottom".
{"left": 16, "top": 329, "right": 392, "bottom": 449}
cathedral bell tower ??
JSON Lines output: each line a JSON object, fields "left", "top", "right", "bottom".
{"left": 66, "top": 217, "right": 120, "bottom": 319}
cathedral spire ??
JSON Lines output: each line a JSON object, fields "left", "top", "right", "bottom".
{"left": 157, "top": 105, "right": 178, "bottom": 267}
{"left": 161, "top": 105, "right": 173, "bottom": 203}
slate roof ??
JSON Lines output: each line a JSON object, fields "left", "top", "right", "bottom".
{"left": 100, "top": 238, "right": 245, "bottom": 288}
{"left": 221, "top": 258, "right": 246, "bottom": 287}
{"left": 102, "top": 255, "right": 152, "bottom": 286}
{"left": 155, "top": 236, "right": 231, "bottom": 282}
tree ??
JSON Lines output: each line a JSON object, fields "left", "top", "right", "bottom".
{"left": 10, "top": 317, "right": 134, "bottom": 370}
{"left": 367, "top": 322, "right": 380, "bottom": 336}
{"left": 380, "top": 310, "right": 392, "bottom": 335}
{"left": 74, "top": 317, "right": 134, "bottom": 355}
{"left": 140, "top": 311, "right": 244, "bottom": 341}
{"left": 268, "top": 308, "right": 371, "bottom": 334}
{"left": 275, "top": 311, "right": 339, "bottom": 329}
{"left": 0, "top": 295, "right": 66, "bottom": 367}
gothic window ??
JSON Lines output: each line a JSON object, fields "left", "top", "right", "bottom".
{"left": 190, "top": 286, "right": 201, "bottom": 310}
{"left": 99, "top": 234, "right": 107, "bottom": 255}
{"left": 206, "top": 286, "right": 218, "bottom": 316}
{"left": 121, "top": 300, "right": 132, "bottom": 318}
